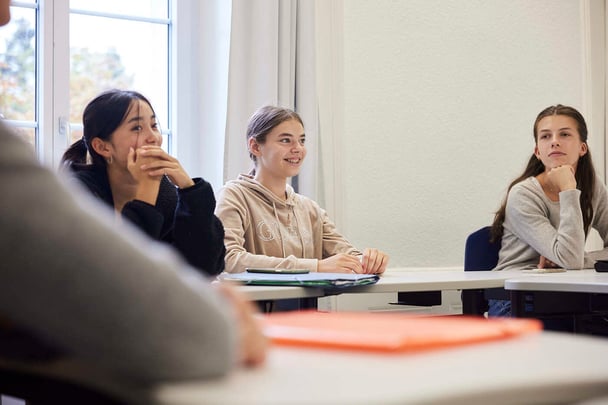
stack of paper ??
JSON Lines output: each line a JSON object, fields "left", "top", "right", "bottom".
{"left": 219, "top": 272, "right": 379, "bottom": 288}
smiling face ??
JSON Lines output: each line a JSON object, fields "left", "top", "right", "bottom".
{"left": 250, "top": 118, "right": 306, "bottom": 183}
{"left": 92, "top": 99, "right": 162, "bottom": 168}
{"left": 534, "top": 114, "right": 588, "bottom": 172}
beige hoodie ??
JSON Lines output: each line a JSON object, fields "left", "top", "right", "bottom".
{"left": 216, "top": 174, "right": 361, "bottom": 273}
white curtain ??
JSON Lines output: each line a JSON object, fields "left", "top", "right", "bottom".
{"left": 174, "top": 0, "right": 231, "bottom": 192}
{"left": 223, "top": 0, "right": 320, "bottom": 201}
{"left": 186, "top": 0, "right": 343, "bottom": 217}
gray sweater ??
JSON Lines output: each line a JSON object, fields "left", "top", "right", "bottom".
{"left": 496, "top": 176, "right": 608, "bottom": 271}
{"left": 0, "top": 122, "right": 236, "bottom": 386}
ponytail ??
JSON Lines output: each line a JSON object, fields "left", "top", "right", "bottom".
{"left": 61, "top": 138, "right": 88, "bottom": 170}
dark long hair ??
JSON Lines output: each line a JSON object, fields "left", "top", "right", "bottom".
{"left": 61, "top": 89, "right": 155, "bottom": 169}
{"left": 491, "top": 104, "right": 595, "bottom": 241}
{"left": 246, "top": 105, "right": 304, "bottom": 175}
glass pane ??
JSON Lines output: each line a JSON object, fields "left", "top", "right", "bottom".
{"left": 70, "top": 0, "right": 168, "bottom": 19}
{"left": 0, "top": 6, "right": 36, "bottom": 121}
{"left": 69, "top": 13, "right": 168, "bottom": 141}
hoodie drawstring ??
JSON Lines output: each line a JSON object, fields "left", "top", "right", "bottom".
{"left": 291, "top": 205, "right": 305, "bottom": 257}
{"left": 272, "top": 201, "right": 287, "bottom": 257}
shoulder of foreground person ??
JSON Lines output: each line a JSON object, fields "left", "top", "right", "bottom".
{"left": 0, "top": 124, "right": 236, "bottom": 383}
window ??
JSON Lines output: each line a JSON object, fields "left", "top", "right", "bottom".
{"left": 0, "top": 0, "right": 183, "bottom": 166}
{"left": 0, "top": 1, "right": 36, "bottom": 146}
{"left": 68, "top": 0, "right": 170, "bottom": 147}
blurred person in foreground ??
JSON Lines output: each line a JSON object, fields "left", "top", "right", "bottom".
{"left": 0, "top": 0, "right": 266, "bottom": 401}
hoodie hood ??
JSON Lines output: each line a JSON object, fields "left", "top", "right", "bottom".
{"left": 230, "top": 174, "right": 298, "bottom": 208}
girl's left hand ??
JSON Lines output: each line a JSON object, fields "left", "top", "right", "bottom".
{"left": 538, "top": 255, "right": 559, "bottom": 269}
{"left": 361, "top": 248, "right": 389, "bottom": 274}
{"left": 137, "top": 145, "right": 195, "bottom": 189}
{"left": 214, "top": 284, "right": 267, "bottom": 367}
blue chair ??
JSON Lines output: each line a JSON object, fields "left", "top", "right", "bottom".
{"left": 464, "top": 226, "right": 501, "bottom": 271}
{"left": 464, "top": 228, "right": 608, "bottom": 334}
{"left": 462, "top": 226, "right": 504, "bottom": 315}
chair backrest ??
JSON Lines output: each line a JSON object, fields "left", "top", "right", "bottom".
{"left": 464, "top": 226, "right": 501, "bottom": 271}
{"left": 0, "top": 366, "right": 129, "bottom": 405}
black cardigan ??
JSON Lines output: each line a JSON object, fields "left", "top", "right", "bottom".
{"left": 70, "top": 165, "right": 225, "bottom": 276}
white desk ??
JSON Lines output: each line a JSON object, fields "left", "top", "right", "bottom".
{"left": 505, "top": 269, "right": 608, "bottom": 294}
{"left": 232, "top": 268, "right": 519, "bottom": 300}
{"left": 354, "top": 268, "right": 517, "bottom": 293}
{"left": 234, "top": 284, "right": 325, "bottom": 301}
{"left": 504, "top": 270, "right": 608, "bottom": 331}
{"left": 230, "top": 268, "right": 522, "bottom": 314}
{"left": 154, "top": 332, "right": 608, "bottom": 405}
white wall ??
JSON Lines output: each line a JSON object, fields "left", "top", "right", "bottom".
{"left": 338, "top": 0, "right": 592, "bottom": 267}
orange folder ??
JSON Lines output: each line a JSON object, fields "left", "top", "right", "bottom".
{"left": 261, "top": 311, "right": 542, "bottom": 353}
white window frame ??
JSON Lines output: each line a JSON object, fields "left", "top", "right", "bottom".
{"left": 11, "top": 0, "right": 200, "bottom": 169}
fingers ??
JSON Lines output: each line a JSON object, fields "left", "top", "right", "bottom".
{"left": 373, "top": 253, "right": 389, "bottom": 274}
{"left": 136, "top": 146, "right": 174, "bottom": 169}
{"left": 215, "top": 284, "right": 267, "bottom": 367}
{"left": 361, "top": 248, "right": 389, "bottom": 274}
{"left": 127, "top": 148, "right": 162, "bottom": 186}
{"left": 327, "top": 253, "right": 362, "bottom": 273}
{"left": 136, "top": 147, "right": 173, "bottom": 167}
{"left": 335, "top": 252, "right": 391, "bottom": 274}
{"left": 538, "top": 256, "right": 553, "bottom": 269}
{"left": 140, "top": 160, "right": 178, "bottom": 176}
{"left": 360, "top": 248, "right": 373, "bottom": 273}
{"left": 137, "top": 145, "right": 170, "bottom": 156}
{"left": 126, "top": 147, "right": 136, "bottom": 171}
{"left": 128, "top": 147, "right": 136, "bottom": 163}
{"left": 319, "top": 254, "right": 362, "bottom": 273}
{"left": 538, "top": 256, "right": 545, "bottom": 269}
{"left": 546, "top": 165, "right": 577, "bottom": 191}
{"left": 343, "top": 257, "right": 363, "bottom": 274}
{"left": 135, "top": 147, "right": 193, "bottom": 188}
{"left": 555, "top": 164, "right": 575, "bottom": 174}
{"left": 539, "top": 256, "right": 561, "bottom": 269}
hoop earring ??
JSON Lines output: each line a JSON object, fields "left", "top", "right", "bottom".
{"left": 107, "top": 156, "right": 113, "bottom": 165}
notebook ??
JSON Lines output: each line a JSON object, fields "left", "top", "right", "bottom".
{"left": 261, "top": 311, "right": 542, "bottom": 353}
{"left": 219, "top": 272, "right": 379, "bottom": 289}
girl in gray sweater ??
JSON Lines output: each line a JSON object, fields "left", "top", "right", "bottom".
{"left": 489, "top": 105, "right": 608, "bottom": 316}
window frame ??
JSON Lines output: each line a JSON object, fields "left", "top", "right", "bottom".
{"left": 6, "top": 0, "right": 199, "bottom": 168}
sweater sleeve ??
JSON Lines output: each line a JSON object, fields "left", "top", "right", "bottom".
{"left": 0, "top": 125, "right": 236, "bottom": 384}
{"left": 216, "top": 186, "right": 318, "bottom": 273}
{"left": 172, "top": 178, "right": 226, "bottom": 276}
{"left": 67, "top": 168, "right": 166, "bottom": 240}
{"left": 319, "top": 207, "right": 362, "bottom": 259}
{"left": 122, "top": 199, "right": 164, "bottom": 238}
{"left": 506, "top": 184, "right": 585, "bottom": 269}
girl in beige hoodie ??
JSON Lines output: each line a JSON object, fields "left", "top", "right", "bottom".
{"left": 216, "top": 106, "right": 388, "bottom": 274}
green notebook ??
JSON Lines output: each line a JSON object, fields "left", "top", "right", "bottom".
{"left": 220, "top": 272, "right": 379, "bottom": 289}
